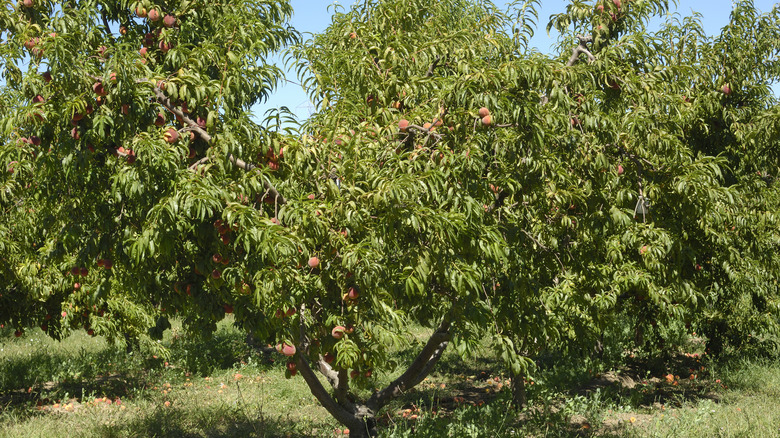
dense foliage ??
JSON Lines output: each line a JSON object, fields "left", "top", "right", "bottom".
{"left": 1, "top": 0, "right": 779, "bottom": 436}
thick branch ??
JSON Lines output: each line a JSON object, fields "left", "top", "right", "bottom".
{"left": 366, "top": 319, "right": 451, "bottom": 411}
{"left": 567, "top": 34, "right": 595, "bottom": 66}
{"left": 100, "top": 8, "right": 115, "bottom": 43}
{"left": 406, "top": 124, "right": 445, "bottom": 141}
{"left": 405, "top": 338, "right": 449, "bottom": 389}
{"left": 296, "top": 354, "right": 358, "bottom": 427}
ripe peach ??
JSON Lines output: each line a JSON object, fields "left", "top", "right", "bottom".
{"left": 74, "top": 283, "right": 81, "bottom": 290}
{"left": 42, "top": 71, "right": 52, "bottom": 83}
{"left": 158, "top": 41, "right": 171, "bottom": 52}
{"left": 164, "top": 128, "right": 179, "bottom": 144}
{"left": 350, "top": 370, "right": 360, "bottom": 379}
{"left": 478, "top": 107, "right": 490, "bottom": 118}
{"left": 32, "top": 94, "right": 44, "bottom": 104}
{"left": 22, "top": 0, "right": 34, "bottom": 7}
{"left": 331, "top": 326, "right": 346, "bottom": 339}
{"left": 70, "top": 127, "right": 81, "bottom": 140}
{"left": 398, "top": 119, "right": 410, "bottom": 132}
{"left": 277, "top": 342, "right": 296, "bottom": 356}
{"left": 24, "top": 38, "right": 37, "bottom": 50}
{"left": 307, "top": 256, "right": 320, "bottom": 268}
{"left": 135, "top": 7, "right": 147, "bottom": 17}
{"left": 92, "top": 82, "right": 107, "bottom": 96}
{"left": 323, "top": 352, "right": 335, "bottom": 363}
{"left": 617, "top": 164, "right": 624, "bottom": 175}
{"left": 211, "top": 269, "right": 221, "bottom": 279}
{"left": 481, "top": 115, "right": 492, "bottom": 126}
{"left": 148, "top": 9, "right": 160, "bottom": 22}
{"left": 154, "top": 113, "right": 165, "bottom": 126}
{"left": 80, "top": 267, "right": 88, "bottom": 276}
{"left": 721, "top": 84, "right": 731, "bottom": 95}
{"left": 347, "top": 287, "right": 359, "bottom": 300}
{"left": 163, "top": 15, "right": 176, "bottom": 28}
{"left": 223, "top": 304, "right": 233, "bottom": 314}
{"left": 423, "top": 122, "right": 432, "bottom": 130}
{"left": 287, "top": 361, "right": 297, "bottom": 373}
{"left": 349, "top": 32, "right": 357, "bottom": 39}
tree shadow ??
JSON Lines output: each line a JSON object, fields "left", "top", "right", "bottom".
{"left": 105, "top": 406, "right": 324, "bottom": 438}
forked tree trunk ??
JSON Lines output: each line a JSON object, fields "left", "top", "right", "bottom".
{"left": 296, "top": 319, "right": 452, "bottom": 437}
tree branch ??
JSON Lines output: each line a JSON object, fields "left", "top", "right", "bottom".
{"left": 149, "top": 85, "right": 287, "bottom": 204}
{"left": 405, "top": 338, "right": 449, "bottom": 389}
{"left": 296, "top": 353, "right": 358, "bottom": 427}
{"left": 426, "top": 56, "right": 441, "bottom": 77}
{"left": 366, "top": 319, "right": 451, "bottom": 411}
{"left": 100, "top": 8, "right": 115, "bottom": 43}
{"left": 567, "top": 34, "right": 595, "bottom": 67}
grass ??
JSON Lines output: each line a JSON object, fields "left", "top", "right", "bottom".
{"left": 2, "top": 321, "right": 780, "bottom": 437}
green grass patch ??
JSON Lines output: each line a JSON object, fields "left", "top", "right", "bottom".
{"left": 2, "top": 323, "right": 780, "bottom": 437}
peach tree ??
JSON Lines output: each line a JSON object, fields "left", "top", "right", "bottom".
{"left": 2, "top": 0, "right": 780, "bottom": 437}
{"left": 293, "top": 0, "right": 780, "bottom": 418}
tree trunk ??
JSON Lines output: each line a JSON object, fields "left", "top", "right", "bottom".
{"left": 510, "top": 369, "right": 527, "bottom": 410}
{"left": 348, "top": 408, "right": 378, "bottom": 437}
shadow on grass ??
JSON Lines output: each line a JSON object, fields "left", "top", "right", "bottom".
{"left": 102, "top": 405, "right": 324, "bottom": 438}
{"left": 0, "top": 328, "right": 277, "bottom": 413}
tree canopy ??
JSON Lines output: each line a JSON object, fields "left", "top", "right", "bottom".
{"left": 2, "top": 0, "right": 780, "bottom": 436}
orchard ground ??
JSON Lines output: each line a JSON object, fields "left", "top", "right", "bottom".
{"left": 2, "top": 320, "right": 779, "bottom": 438}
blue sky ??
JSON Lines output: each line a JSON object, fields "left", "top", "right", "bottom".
{"left": 255, "top": 0, "right": 779, "bottom": 121}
